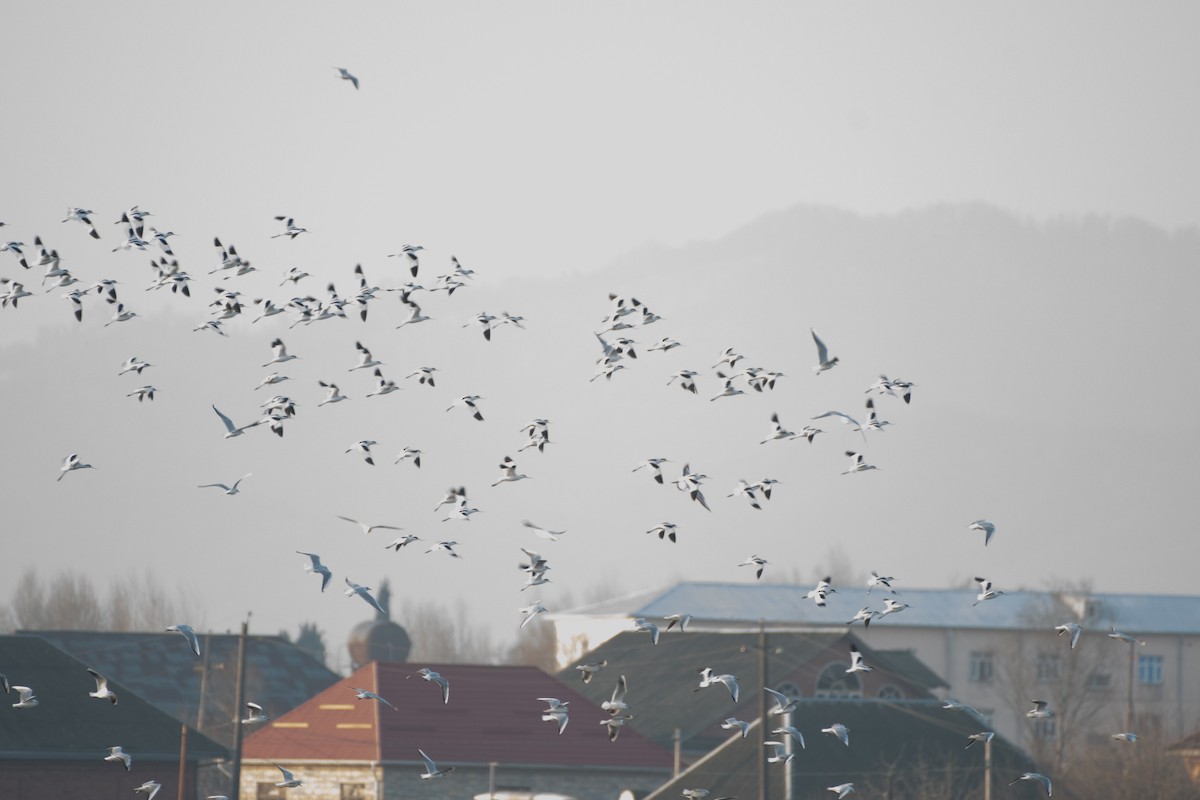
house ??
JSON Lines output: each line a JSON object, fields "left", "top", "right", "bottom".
{"left": 547, "top": 582, "right": 1200, "bottom": 750}
{"left": 0, "top": 634, "right": 227, "bottom": 800}
{"left": 25, "top": 628, "right": 340, "bottom": 749}
{"left": 241, "top": 661, "right": 674, "bottom": 800}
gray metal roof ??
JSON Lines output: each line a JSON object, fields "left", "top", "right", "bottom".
{"left": 556, "top": 582, "right": 1200, "bottom": 635}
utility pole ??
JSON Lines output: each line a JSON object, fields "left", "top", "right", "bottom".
{"left": 758, "top": 622, "right": 768, "bottom": 800}
{"left": 177, "top": 722, "right": 188, "bottom": 800}
{"left": 983, "top": 736, "right": 992, "bottom": 800}
{"left": 673, "top": 727, "right": 681, "bottom": 776}
{"left": 1126, "top": 641, "right": 1136, "bottom": 731}
{"left": 229, "top": 614, "right": 250, "bottom": 800}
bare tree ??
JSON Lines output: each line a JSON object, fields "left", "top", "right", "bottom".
{"left": 504, "top": 617, "right": 556, "bottom": 672}
{"left": 1060, "top": 732, "right": 1196, "bottom": 799}
{"left": 5, "top": 567, "right": 202, "bottom": 632}
{"left": 399, "top": 597, "right": 496, "bottom": 663}
{"left": 997, "top": 580, "right": 1123, "bottom": 773}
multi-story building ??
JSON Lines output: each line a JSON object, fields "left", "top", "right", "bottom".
{"left": 546, "top": 582, "right": 1200, "bottom": 753}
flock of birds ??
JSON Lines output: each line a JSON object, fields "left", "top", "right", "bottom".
{"left": 0, "top": 67, "right": 1143, "bottom": 800}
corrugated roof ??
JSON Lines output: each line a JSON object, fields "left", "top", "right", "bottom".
{"left": 644, "top": 700, "right": 1035, "bottom": 800}
{"left": 244, "top": 661, "right": 673, "bottom": 770}
{"left": 557, "top": 630, "right": 938, "bottom": 749}
{"left": 0, "top": 635, "right": 226, "bottom": 761}
{"left": 556, "top": 582, "right": 1200, "bottom": 635}
{"left": 25, "top": 629, "right": 339, "bottom": 748}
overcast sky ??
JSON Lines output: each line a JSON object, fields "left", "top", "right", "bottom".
{"left": 3, "top": 2, "right": 1199, "bottom": 671}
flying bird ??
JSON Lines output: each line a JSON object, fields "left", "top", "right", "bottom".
{"left": 296, "top": 552, "right": 333, "bottom": 592}
{"left": 846, "top": 644, "right": 872, "bottom": 673}
{"left": 722, "top": 717, "right": 751, "bottom": 739}
{"left": 696, "top": 667, "right": 739, "bottom": 703}
{"left": 810, "top": 328, "right": 839, "bottom": 374}
{"left": 134, "top": 781, "right": 162, "bottom": 800}
{"left": 344, "top": 578, "right": 386, "bottom": 614}
{"left": 350, "top": 686, "right": 398, "bottom": 711}
{"left": 87, "top": 668, "right": 118, "bottom": 705}
{"left": 57, "top": 453, "right": 95, "bottom": 481}
{"left": 241, "top": 702, "right": 270, "bottom": 724}
{"left": 1008, "top": 773, "right": 1052, "bottom": 797}
{"left": 103, "top": 746, "right": 132, "bottom": 771}
{"left": 842, "top": 451, "right": 879, "bottom": 474}
{"left": 413, "top": 668, "right": 451, "bottom": 704}
{"left": 601, "top": 674, "right": 629, "bottom": 714}
{"left": 740, "top": 555, "right": 769, "bottom": 580}
{"left": 337, "top": 515, "right": 402, "bottom": 535}
{"left": 1055, "top": 622, "right": 1082, "bottom": 649}
{"left": 968, "top": 519, "right": 997, "bottom": 546}
{"left": 197, "top": 474, "right": 252, "bottom": 495}
{"left": 821, "top": 722, "right": 850, "bottom": 746}
{"left": 274, "top": 765, "right": 303, "bottom": 788}
{"left": 334, "top": 67, "right": 360, "bottom": 90}
{"left": 345, "top": 440, "right": 378, "bottom": 465}
{"left": 539, "top": 697, "right": 570, "bottom": 734}
{"left": 167, "top": 624, "right": 201, "bottom": 656}
{"left": 10, "top": 686, "right": 37, "bottom": 708}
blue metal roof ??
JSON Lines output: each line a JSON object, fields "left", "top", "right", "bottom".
{"left": 564, "top": 582, "right": 1200, "bottom": 636}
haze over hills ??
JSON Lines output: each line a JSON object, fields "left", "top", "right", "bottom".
{"left": 1, "top": 202, "right": 1196, "bottom": 670}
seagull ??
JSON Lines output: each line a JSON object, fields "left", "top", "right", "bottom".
{"left": 846, "top": 644, "right": 872, "bottom": 673}
{"left": 87, "top": 668, "right": 119, "bottom": 705}
{"left": 810, "top": 328, "right": 839, "bottom": 374}
{"left": 167, "top": 624, "right": 201, "bottom": 656}
{"left": 665, "top": 613, "right": 692, "bottom": 632}
{"left": 633, "top": 617, "right": 661, "bottom": 645}
{"left": 345, "top": 440, "right": 378, "bottom": 465}
{"left": 575, "top": 660, "right": 608, "bottom": 684}
{"left": 772, "top": 724, "right": 811, "bottom": 753}
{"left": 943, "top": 698, "right": 982, "bottom": 717}
{"left": 812, "top": 410, "right": 867, "bottom": 441}
{"left": 318, "top": 381, "right": 348, "bottom": 406}
{"left": 334, "top": 67, "right": 359, "bottom": 90}
{"left": 418, "top": 748, "right": 454, "bottom": 779}
{"left": 446, "top": 395, "right": 485, "bottom": 421}
{"left": 821, "top": 722, "right": 850, "bottom": 746}
{"left": 344, "top": 578, "right": 386, "bottom": 614}
{"left": 633, "top": 457, "right": 670, "bottom": 484}
{"left": 602, "top": 713, "right": 634, "bottom": 742}
{"left": 492, "top": 455, "right": 530, "bottom": 486}
{"left": 842, "top": 451, "right": 879, "bottom": 474}
{"left": 740, "top": 555, "right": 769, "bottom": 580}
{"left": 135, "top": 781, "right": 162, "bottom": 800}
{"left": 337, "top": 515, "right": 402, "bottom": 535}
{"left": 274, "top": 765, "right": 303, "bottom": 788}
{"left": 827, "top": 784, "right": 856, "bottom": 799}
{"left": 721, "top": 717, "right": 750, "bottom": 738}
{"left": 57, "top": 453, "right": 95, "bottom": 481}
{"left": 424, "top": 540, "right": 462, "bottom": 558}
{"left": 968, "top": 519, "right": 997, "bottom": 547}
{"left": 1026, "top": 699, "right": 1055, "bottom": 719}
{"left": 350, "top": 686, "right": 397, "bottom": 711}
{"left": 212, "top": 405, "right": 264, "bottom": 439}
{"left": 539, "top": 697, "right": 570, "bottom": 734}
{"left": 413, "top": 668, "right": 450, "bottom": 704}
{"left": 763, "top": 741, "right": 793, "bottom": 763}
{"left": 763, "top": 687, "right": 798, "bottom": 715}
{"left": 521, "top": 520, "right": 566, "bottom": 541}
{"left": 696, "top": 667, "right": 739, "bottom": 703}
{"left": 1111, "top": 732, "right": 1139, "bottom": 743}
{"left": 1108, "top": 627, "right": 1146, "bottom": 646}
{"left": 296, "top": 552, "right": 333, "bottom": 591}
{"left": 1055, "top": 622, "right": 1082, "bottom": 649}
{"left": 972, "top": 577, "right": 1005, "bottom": 606}
{"left": 847, "top": 607, "right": 879, "bottom": 628}
{"left": 964, "top": 731, "right": 995, "bottom": 749}
{"left": 10, "top": 686, "right": 37, "bottom": 708}
{"left": 103, "top": 746, "right": 132, "bottom": 770}
{"left": 519, "top": 601, "right": 547, "bottom": 628}
{"left": 384, "top": 534, "right": 422, "bottom": 550}
{"left": 241, "top": 702, "right": 270, "bottom": 724}
{"left": 255, "top": 373, "right": 289, "bottom": 391}
{"left": 1008, "top": 772, "right": 1052, "bottom": 797}
{"left": 601, "top": 674, "right": 629, "bottom": 714}
{"left": 197, "top": 474, "right": 252, "bottom": 495}
{"left": 646, "top": 522, "right": 679, "bottom": 543}
{"left": 271, "top": 216, "right": 308, "bottom": 239}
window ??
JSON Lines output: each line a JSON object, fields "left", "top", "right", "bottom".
{"left": 341, "top": 785, "right": 367, "bottom": 800}
{"left": 1087, "top": 671, "right": 1112, "bottom": 690}
{"left": 1036, "top": 653, "right": 1060, "bottom": 683}
{"left": 1032, "top": 717, "right": 1057, "bottom": 741}
{"left": 968, "top": 651, "right": 994, "bottom": 683}
{"left": 1138, "top": 655, "right": 1164, "bottom": 685}
{"left": 814, "top": 663, "right": 863, "bottom": 698}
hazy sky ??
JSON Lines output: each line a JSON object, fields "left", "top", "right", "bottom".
{"left": 3, "top": 2, "right": 1199, "bottom": 671}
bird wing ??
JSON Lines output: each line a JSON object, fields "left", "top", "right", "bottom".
{"left": 212, "top": 405, "right": 237, "bottom": 433}
{"left": 811, "top": 328, "right": 829, "bottom": 362}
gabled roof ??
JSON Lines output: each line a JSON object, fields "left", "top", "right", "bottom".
{"left": 557, "top": 630, "right": 938, "bottom": 748}
{"left": 553, "top": 582, "right": 1200, "bottom": 635}
{"left": 243, "top": 661, "right": 673, "bottom": 771}
{"left": 0, "top": 635, "right": 226, "bottom": 761}
{"left": 24, "top": 629, "right": 338, "bottom": 747}
{"left": 645, "top": 700, "right": 1034, "bottom": 800}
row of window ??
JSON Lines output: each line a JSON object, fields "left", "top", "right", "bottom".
{"left": 967, "top": 651, "right": 1164, "bottom": 685}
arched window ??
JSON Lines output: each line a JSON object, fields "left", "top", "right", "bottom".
{"left": 814, "top": 662, "right": 863, "bottom": 698}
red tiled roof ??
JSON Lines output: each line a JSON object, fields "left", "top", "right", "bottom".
{"left": 244, "top": 662, "right": 673, "bottom": 770}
